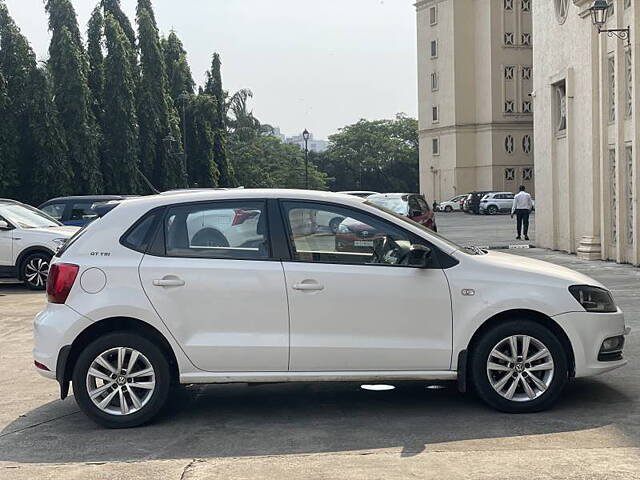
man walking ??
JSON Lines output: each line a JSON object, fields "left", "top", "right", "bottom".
{"left": 511, "top": 185, "right": 533, "bottom": 241}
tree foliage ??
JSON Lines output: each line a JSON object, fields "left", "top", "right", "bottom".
{"left": 87, "top": 5, "right": 105, "bottom": 123}
{"left": 184, "top": 94, "right": 220, "bottom": 188}
{"left": 102, "top": 13, "right": 139, "bottom": 194}
{"left": 313, "top": 114, "right": 419, "bottom": 193}
{"left": 161, "top": 31, "right": 194, "bottom": 103}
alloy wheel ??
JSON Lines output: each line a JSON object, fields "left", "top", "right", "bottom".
{"left": 86, "top": 347, "right": 156, "bottom": 416}
{"left": 486, "top": 335, "right": 554, "bottom": 402}
{"left": 25, "top": 257, "right": 49, "bottom": 288}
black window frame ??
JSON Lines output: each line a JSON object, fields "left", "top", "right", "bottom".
{"left": 154, "top": 199, "right": 273, "bottom": 261}
{"left": 120, "top": 207, "right": 164, "bottom": 254}
{"left": 277, "top": 199, "right": 450, "bottom": 269}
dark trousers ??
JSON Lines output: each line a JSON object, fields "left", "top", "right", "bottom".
{"left": 516, "top": 209, "right": 530, "bottom": 237}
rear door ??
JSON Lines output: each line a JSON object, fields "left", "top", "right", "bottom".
{"left": 138, "top": 199, "right": 290, "bottom": 372}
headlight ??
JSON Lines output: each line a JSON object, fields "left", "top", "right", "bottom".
{"left": 337, "top": 224, "right": 351, "bottom": 234}
{"left": 569, "top": 285, "right": 617, "bottom": 313}
{"left": 51, "top": 238, "right": 67, "bottom": 249}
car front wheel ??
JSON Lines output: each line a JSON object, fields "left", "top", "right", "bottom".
{"left": 21, "top": 252, "right": 51, "bottom": 290}
{"left": 72, "top": 332, "right": 171, "bottom": 428}
{"left": 444, "top": 206, "right": 453, "bottom": 212}
{"left": 470, "top": 320, "right": 568, "bottom": 413}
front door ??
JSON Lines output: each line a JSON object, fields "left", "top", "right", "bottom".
{"left": 0, "top": 216, "right": 13, "bottom": 269}
{"left": 280, "top": 201, "right": 452, "bottom": 372}
{"left": 138, "top": 200, "right": 289, "bottom": 372}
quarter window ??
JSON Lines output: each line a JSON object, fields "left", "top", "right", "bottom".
{"left": 164, "top": 201, "right": 269, "bottom": 259}
{"left": 282, "top": 202, "right": 416, "bottom": 267}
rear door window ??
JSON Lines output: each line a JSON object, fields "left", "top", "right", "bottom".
{"left": 69, "top": 202, "right": 99, "bottom": 222}
{"left": 164, "top": 201, "right": 269, "bottom": 259}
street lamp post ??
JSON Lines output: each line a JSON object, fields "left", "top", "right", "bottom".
{"left": 302, "top": 129, "right": 310, "bottom": 189}
{"left": 589, "top": 0, "right": 630, "bottom": 45}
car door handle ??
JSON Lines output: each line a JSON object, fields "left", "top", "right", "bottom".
{"left": 292, "top": 281, "right": 324, "bottom": 292}
{"left": 153, "top": 277, "right": 185, "bottom": 287}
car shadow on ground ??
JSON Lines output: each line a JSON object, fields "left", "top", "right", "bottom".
{"left": 0, "top": 377, "right": 636, "bottom": 464}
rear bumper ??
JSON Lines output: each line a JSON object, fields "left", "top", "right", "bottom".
{"left": 33, "top": 303, "right": 92, "bottom": 380}
{"left": 552, "top": 309, "right": 629, "bottom": 378}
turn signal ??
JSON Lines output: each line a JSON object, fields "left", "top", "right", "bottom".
{"left": 47, "top": 263, "right": 79, "bottom": 304}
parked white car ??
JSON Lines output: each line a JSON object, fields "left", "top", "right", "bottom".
{"left": 438, "top": 194, "right": 468, "bottom": 212}
{"left": 34, "top": 190, "right": 629, "bottom": 428}
{"left": 480, "top": 192, "right": 536, "bottom": 215}
{"left": 0, "top": 200, "right": 78, "bottom": 289}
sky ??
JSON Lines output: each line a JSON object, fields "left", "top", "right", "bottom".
{"left": 4, "top": 0, "right": 418, "bottom": 140}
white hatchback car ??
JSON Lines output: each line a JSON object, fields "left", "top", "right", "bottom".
{"left": 34, "top": 190, "right": 629, "bottom": 428}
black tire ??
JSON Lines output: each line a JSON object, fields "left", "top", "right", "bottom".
{"left": 72, "top": 332, "right": 172, "bottom": 428}
{"left": 329, "top": 216, "right": 345, "bottom": 234}
{"left": 487, "top": 205, "right": 498, "bottom": 215}
{"left": 191, "top": 228, "right": 229, "bottom": 248}
{"left": 444, "top": 206, "right": 453, "bottom": 212}
{"left": 469, "top": 319, "right": 568, "bottom": 413}
{"left": 21, "top": 252, "right": 51, "bottom": 290}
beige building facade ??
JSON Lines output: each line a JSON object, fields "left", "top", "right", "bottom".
{"left": 533, "top": 0, "right": 639, "bottom": 265}
{"left": 416, "top": 0, "right": 535, "bottom": 204}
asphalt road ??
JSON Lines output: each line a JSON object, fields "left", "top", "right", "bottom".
{"left": 0, "top": 214, "right": 638, "bottom": 479}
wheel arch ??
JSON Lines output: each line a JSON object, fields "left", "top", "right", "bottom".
{"left": 458, "top": 309, "right": 576, "bottom": 391}
{"left": 15, "top": 247, "right": 55, "bottom": 280}
{"left": 59, "top": 316, "right": 179, "bottom": 400}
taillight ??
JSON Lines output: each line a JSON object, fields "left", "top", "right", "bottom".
{"left": 47, "top": 263, "right": 79, "bottom": 304}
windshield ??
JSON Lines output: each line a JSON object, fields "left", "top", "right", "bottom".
{"left": 367, "top": 196, "right": 409, "bottom": 215}
{"left": 0, "top": 204, "right": 61, "bottom": 228}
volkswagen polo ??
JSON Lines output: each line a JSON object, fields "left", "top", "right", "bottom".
{"left": 33, "top": 190, "right": 629, "bottom": 428}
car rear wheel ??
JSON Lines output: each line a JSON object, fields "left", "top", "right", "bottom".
{"left": 470, "top": 320, "right": 568, "bottom": 413}
{"left": 487, "top": 205, "right": 498, "bottom": 215}
{"left": 21, "top": 252, "right": 51, "bottom": 290}
{"left": 72, "top": 332, "right": 171, "bottom": 428}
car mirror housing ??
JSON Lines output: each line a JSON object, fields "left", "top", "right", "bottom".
{"left": 407, "top": 244, "right": 432, "bottom": 268}
{"left": 0, "top": 220, "right": 13, "bottom": 230}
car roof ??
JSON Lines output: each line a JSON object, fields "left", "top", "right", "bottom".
{"left": 40, "top": 195, "right": 134, "bottom": 204}
{"left": 0, "top": 198, "right": 20, "bottom": 205}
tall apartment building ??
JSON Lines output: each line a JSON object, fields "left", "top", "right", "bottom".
{"left": 533, "top": 0, "right": 639, "bottom": 265}
{"left": 416, "top": 0, "right": 534, "bottom": 203}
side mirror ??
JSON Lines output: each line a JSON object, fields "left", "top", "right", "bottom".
{"left": 0, "top": 220, "right": 12, "bottom": 231}
{"left": 407, "top": 244, "right": 432, "bottom": 268}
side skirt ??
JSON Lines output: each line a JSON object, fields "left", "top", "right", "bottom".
{"left": 180, "top": 370, "right": 458, "bottom": 385}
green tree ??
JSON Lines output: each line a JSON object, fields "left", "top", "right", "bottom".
{"left": 161, "top": 31, "right": 194, "bottom": 104}
{"left": 102, "top": 13, "right": 139, "bottom": 193}
{"left": 87, "top": 5, "right": 105, "bottom": 123}
{"left": 318, "top": 114, "right": 419, "bottom": 193}
{"left": 204, "top": 53, "right": 236, "bottom": 186}
{"left": 184, "top": 94, "right": 219, "bottom": 187}
{"left": 22, "top": 66, "right": 72, "bottom": 204}
{"left": 46, "top": 0, "right": 103, "bottom": 194}
{"left": 229, "top": 134, "right": 327, "bottom": 190}
{"left": 136, "top": 2, "right": 186, "bottom": 190}
{"left": 0, "top": 71, "right": 19, "bottom": 195}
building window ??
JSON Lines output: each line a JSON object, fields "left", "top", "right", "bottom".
{"left": 555, "top": 0, "right": 569, "bottom": 24}
{"left": 505, "top": 135, "right": 515, "bottom": 154}
{"left": 522, "top": 135, "right": 532, "bottom": 154}
{"left": 429, "top": 5, "right": 438, "bottom": 25}
{"left": 521, "top": 33, "right": 531, "bottom": 46}
{"left": 625, "top": 0, "right": 631, "bottom": 9}
{"left": 432, "top": 105, "right": 439, "bottom": 123}
{"left": 504, "top": 32, "right": 515, "bottom": 45}
{"left": 627, "top": 146, "right": 634, "bottom": 245}
{"left": 504, "top": 66, "right": 515, "bottom": 80}
{"left": 505, "top": 168, "right": 515, "bottom": 181}
{"left": 504, "top": 0, "right": 513, "bottom": 10}
{"left": 610, "top": 148, "right": 617, "bottom": 247}
{"left": 555, "top": 81, "right": 567, "bottom": 132}
{"left": 625, "top": 49, "right": 633, "bottom": 119}
{"left": 430, "top": 40, "right": 438, "bottom": 58}
{"left": 522, "top": 66, "right": 532, "bottom": 80}
{"left": 608, "top": 55, "right": 616, "bottom": 123}
{"left": 504, "top": 100, "right": 515, "bottom": 113}
{"left": 522, "top": 168, "right": 533, "bottom": 181}
{"left": 522, "top": 0, "right": 531, "bottom": 12}
{"left": 432, "top": 138, "right": 440, "bottom": 156}
{"left": 523, "top": 101, "right": 532, "bottom": 113}
{"left": 431, "top": 72, "right": 439, "bottom": 91}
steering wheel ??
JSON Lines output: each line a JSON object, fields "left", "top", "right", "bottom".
{"left": 371, "top": 236, "right": 411, "bottom": 265}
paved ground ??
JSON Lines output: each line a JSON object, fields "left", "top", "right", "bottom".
{"left": 1, "top": 213, "right": 638, "bottom": 480}
{"left": 436, "top": 211, "right": 536, "bottom": 248}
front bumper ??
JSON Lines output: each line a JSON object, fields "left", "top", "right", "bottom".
{"left": 552, "top": 308, "right": 629, "bottom": 378}
{"left": 33, "top": 303, "right": 93, "bottom": 380}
